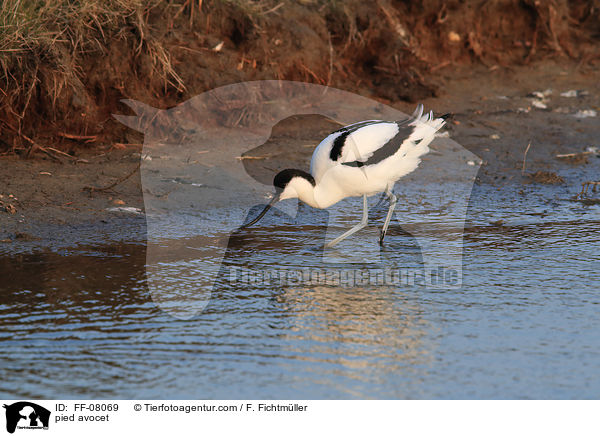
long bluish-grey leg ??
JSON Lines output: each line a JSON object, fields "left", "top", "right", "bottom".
{"left": 379, "top": 185, "right": 397, "bottom": 245}
{"left": 325, "top": 194, "right": 368, "bottom": 248}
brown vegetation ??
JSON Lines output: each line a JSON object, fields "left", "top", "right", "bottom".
{"left": 1, "top": 0, "right": 599, "bottom": 155}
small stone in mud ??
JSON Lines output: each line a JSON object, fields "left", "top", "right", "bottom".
{"left": 573, "top": 109, "right": 597, "bottom": 118}
{"left": 106, "top": 206, "right": 143, "bottom": 215}
{"left": 526, "top": 171, "right": 564, "bottom": 184}
{"left": 559, "top": 89, "right": 589, "bottom": 98}
{"left": 1, "top": 203, "right": 17, "bottom": 214}
{"left": 586, "top": 146, "right": 599, "bottom": 155}
{"left": 448, "top": 31, "right": 461, "bottom": 43}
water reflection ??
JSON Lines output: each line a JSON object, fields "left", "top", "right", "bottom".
{"left": 0, "top": 189, "right": 599, "bottom": 398}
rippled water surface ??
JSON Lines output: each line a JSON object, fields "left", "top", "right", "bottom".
{"left": 1, "top": 182, "right": 599, "bottom": 399}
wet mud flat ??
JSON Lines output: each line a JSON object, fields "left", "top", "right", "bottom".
{"left": 0, "top": 148, "right": 145, "bottom": 254}
{"left": 1, "top": 62, "right": 598, "bottom": 253}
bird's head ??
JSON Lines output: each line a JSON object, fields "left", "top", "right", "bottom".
{"left": 274, "top": 169, "right": 316, "bottom": 201}
{"left": 240, "top": 169, "right": 315, "bottom": 228}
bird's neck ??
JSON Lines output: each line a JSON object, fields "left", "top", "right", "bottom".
{"left": 312, "top": 184, "right": 346, "bottom": 208}
{"left": 302, "top": 184, "right": 346, "bottom": 209}
{"left": 291, "top": 179, "right": 320, "bottom": 208}
{"left": 287, "top": 177, "right": 346, "bottom": 209}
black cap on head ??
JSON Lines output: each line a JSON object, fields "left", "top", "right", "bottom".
{"left": 273, "top": 169, "right": 315, "bottom": 190}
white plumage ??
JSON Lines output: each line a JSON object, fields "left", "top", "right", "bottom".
{"left": 241, "top": 104, "right": 448, "bottom": 247}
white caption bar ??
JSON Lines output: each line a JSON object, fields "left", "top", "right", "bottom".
{"left": 0, "top": 400, "right": 598, "bottom": 436}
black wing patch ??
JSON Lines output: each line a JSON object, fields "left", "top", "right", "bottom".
{"left": 329, "top": 120, "right": 387, "bottom": 161}
{"left": 330, "top": 131, "right": 351, "bottom": 162}
{"left": 342, "top": 123, "right": 415, "bottom": 168}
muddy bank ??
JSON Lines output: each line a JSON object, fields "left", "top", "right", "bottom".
{"left": 1, "top": 0, "right": 599, "bottom": 154}
{"left": 1, "top": 63, "right": 599, "bottom": 252}
{"left": 420, "top": 63, "right": 600, "bottom": 183}
{"left": 0, "top": 148, "right": 145, "bottom": 252}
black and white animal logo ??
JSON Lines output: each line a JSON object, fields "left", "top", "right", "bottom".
{"left": 3, "top": 402, "right": 50, "bottom": 434}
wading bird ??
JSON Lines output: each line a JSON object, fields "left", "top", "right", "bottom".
{"left": 241, "top": 104, "right": 448, "bottom": 247}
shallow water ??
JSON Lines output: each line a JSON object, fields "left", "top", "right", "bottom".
{"left": 0, "top": 180, "right": 599, "bottom": 399}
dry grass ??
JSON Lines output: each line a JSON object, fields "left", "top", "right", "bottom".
{"left": 0, "top": 0, "right": 184, "bottom": 82}
{"left": 0, "top": 0, "right": 186, "bottom": 150}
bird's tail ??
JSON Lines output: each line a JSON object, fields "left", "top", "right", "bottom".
{"left": 409, "top": 105, "right": 447, "bottom": 134}
{"left": 404, "top": 104, "right": 448, "bottom": 131}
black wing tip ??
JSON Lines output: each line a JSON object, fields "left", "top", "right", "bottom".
{"left": 440, "top": 113, "right": 453, "bottom": 121}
